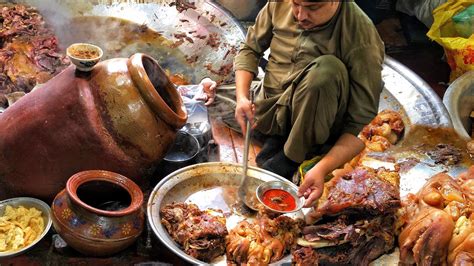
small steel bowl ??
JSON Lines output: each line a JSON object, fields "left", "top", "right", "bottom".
{"left": 256, "top": 180, "right": 305, "bottom": 213}
{"left": 156, "top": 131, "right": 201, "bottom": 177}
{"left": 0, "top": 197, "right": 52, "bottom": 258}
{"left": 66, "top": 43, "right": 103, "bottom": 72}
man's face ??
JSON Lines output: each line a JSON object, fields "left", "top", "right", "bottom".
{"left": 292, "top": 0, "right": 340, "bottom": 30}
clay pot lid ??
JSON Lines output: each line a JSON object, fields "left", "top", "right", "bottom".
{"left": 66, "top": 170, "right": 143, "bottom": 217}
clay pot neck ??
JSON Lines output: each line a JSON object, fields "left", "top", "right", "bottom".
{"left": 127, "top": 53, "right": 187, "bottom": 130}
{"left": 66, "top": 170, "right": 143, "bottom": 217}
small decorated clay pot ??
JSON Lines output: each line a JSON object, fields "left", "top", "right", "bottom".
{"left": 51, "top": 170, "right": 144, "bottom": 257}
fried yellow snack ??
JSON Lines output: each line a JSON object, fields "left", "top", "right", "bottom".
{"left": 0, "top": 205, "right": 44, "bottom": 252}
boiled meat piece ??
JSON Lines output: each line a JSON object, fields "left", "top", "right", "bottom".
{"left": 308, "top": 167, "right": 400, "bottom": 222}
{"left": 160, "top": 202, "right": 228, "bottom": 262}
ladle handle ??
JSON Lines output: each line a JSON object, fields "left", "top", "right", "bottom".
{"left": 241, "top": 89, "right": 254, "bottom": 182}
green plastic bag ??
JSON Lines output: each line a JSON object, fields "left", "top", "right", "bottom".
{"left": 453, "top": 4, "right": 474, "bottom": 38}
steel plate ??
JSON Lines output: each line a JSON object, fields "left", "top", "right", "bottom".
{"left": 147, "top": 162, "right": 305, "bottom": 265}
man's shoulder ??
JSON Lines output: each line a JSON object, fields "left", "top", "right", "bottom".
{"left": 339, "top": 2, "right": 384, "bottom": 51}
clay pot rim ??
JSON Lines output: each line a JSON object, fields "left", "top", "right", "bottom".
{"left": 128, "top": 53, "right": 187, "bottom": 129}
{"left": 66, "top": 170, "right": 143, "bottom": 217}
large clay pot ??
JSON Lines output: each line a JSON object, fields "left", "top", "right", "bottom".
{"left": 51, "top": 170, "right": 144, "bottom": 257}
{"left": 0, "top": 53, "right": 187, "bottom": 200}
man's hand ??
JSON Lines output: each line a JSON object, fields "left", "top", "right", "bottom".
{"left": 235, "top": 97, "right": 255, "bottom": 134}
{"left": 297, "top": 133, "right": 365, "bottom": 208}
{"left": 195, "top": 78, "right": 217, "bottom": 106}
{"left": 298, "top": 168, "right": 325, "bottom": 208}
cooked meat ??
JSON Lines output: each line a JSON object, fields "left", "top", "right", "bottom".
{"left": 448, "top": 215, "right": 474, "bottom": 266}
{"left": 427, "top": 143, "right": 462, "bottom": 165}
{"left": 399, "top": 207, "right": 454, "bottom": 266}
{"left": 457, "top": 165, "right": 474, "bottom": 203}
{"left": 302, "top": 215, "right": 357, "bottom": 243}
{"left": 169, "top": 0, "right": 197, "bottom": 13}
{"left": 296, "top": 215, "right": 396, "bottom": 266}
{"left": 295, "top": 111, "right": 404, "bottom": 266}
{"left": 360, "top": 109, "right": 404, "bottom": 144}
{"left": 160, "top": 202, "right": 228, "bottom": 262}
{"left": 206, "top": 32, "right": 220, "bottom": 49}
{"left": 347, "top": 109, "right": 404, "bottom": 168}
{"left": 226, "top": 212, "right": 303, "bottom": 265}
{"left": 0, "top": 4, "right": 69, "bottom": 107}
{"left": 309, "top": 167, "right": 400, "bottom": 222}
{"left": 292, "top": 246, "right": 318, "bottom": 266}
{"left": 398, "top": 167, "right": 474, "bottom": 265}
{"left": 467, "top": 140, "right": 474, "bottom": 157}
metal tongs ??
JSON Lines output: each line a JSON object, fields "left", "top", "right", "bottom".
{"left": 238, "top": 89, "right": 260, "bottom": 211}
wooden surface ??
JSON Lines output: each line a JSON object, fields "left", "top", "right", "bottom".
{"left": 210, "top": 116, "right": 262, "bottom": 166}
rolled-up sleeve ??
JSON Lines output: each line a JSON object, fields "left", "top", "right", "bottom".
{"left": 342, "top": 46, "right": 385, "bottom": 136}
{"left": 233, "top": 3, "right": 274, "bottom": 76}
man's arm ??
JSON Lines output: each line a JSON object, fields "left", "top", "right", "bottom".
{"left": 235, "top": 70, "right": 255, "bottom": 132}
{"left": 233, "top": 2, "right": 274, "bottom": 133}
{"left": 298, "top": 133, "right": 365, "bottom": 207}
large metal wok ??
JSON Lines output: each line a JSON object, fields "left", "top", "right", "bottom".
{"left": 21, "top": 0, "right": 245, "bottom": 84}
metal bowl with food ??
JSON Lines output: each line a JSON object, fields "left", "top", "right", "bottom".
{"left": 256, "top": 180, "right": 305, "bottom": 213}
{"left": 0, "top": 197, "right": 52, "bottom": 258}
{"left": 147, "top": 162, "right": 305, "bottom": 265}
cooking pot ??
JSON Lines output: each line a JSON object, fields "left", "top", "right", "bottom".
{"left": 0, "top": 53, "right": 187, "bottom": 200}
{"left": 443, "top": 70, "right": 474, "bottom": 140}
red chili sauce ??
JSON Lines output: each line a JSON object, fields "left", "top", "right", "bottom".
{"left": 261, "top": 189, "right": 296, "bottom": 211}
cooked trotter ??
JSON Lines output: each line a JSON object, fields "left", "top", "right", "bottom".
{"left": 448, "top": 215, "right": 474, "bottom": 265}
{"left": 225, "top": 213, "right": 302, "bottom": 265}
{"left": 160, "top": 202, "right": 228, "bottom": 262}
{"left": 417, "top": 173, "right": 466, "bottom": 208}
{"left": 457, "top": 165, "right": 474, "bottom": 203}
{"left": 398, "top": 166, "right": 474, "bottom": 265}
{"left": 360, "top": 109, "right": 404, "bottom": 144}
{"left": 399, "top": 207, "right": 454, "bottom": 266}
{"left": 364, "top": 135, "right": 392, "bottom": 152}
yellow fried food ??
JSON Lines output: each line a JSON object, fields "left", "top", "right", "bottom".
{"left": 0, "top": 205, "right": 44, "bottom": 252}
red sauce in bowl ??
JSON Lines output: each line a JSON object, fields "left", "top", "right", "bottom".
{"left": 261, "top": 189, "right": 296, "bottom": 212}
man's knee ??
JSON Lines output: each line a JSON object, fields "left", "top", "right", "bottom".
{"left": 305, "top": 55, "right": 348, "bottom": 90}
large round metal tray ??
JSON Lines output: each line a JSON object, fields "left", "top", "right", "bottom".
{"left": 147, "top": 162, "right": 304, "bottom": 265}
{"left": 381, "top": 56, "right": 452, "bottom": 130}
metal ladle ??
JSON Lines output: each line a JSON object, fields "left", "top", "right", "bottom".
{"left": 237, "top": 91, "right": 260, "bottom": 211}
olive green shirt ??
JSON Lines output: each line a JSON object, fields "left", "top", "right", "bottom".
{"left": 234, "top": 1, "right": 385, "bottom": 136}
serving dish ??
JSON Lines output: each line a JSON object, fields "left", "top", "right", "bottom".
{"left": 66, "top": 43, "right": 103, "bottom": 72}
{"left": 0, "top": 197, "right": 52, "bottom": 258}
{"left": 147, "top": 162, "right": 305, "bottom": 265}
{"left": 443, "top": 70, "right": 474, "bottom": 140}
{"left": 256, "top": 180, "right": 305, "bottom": 213}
